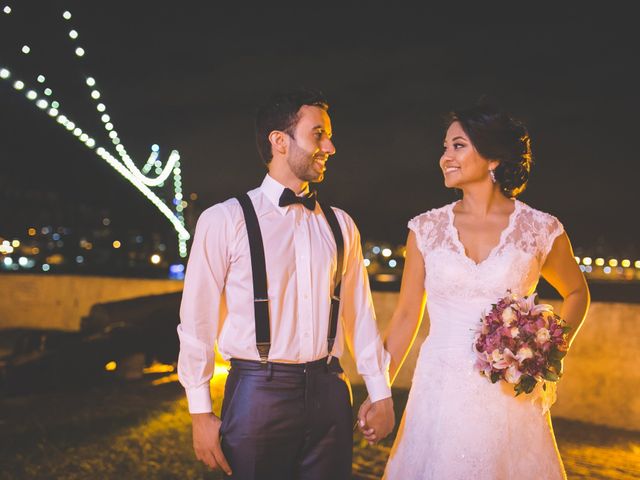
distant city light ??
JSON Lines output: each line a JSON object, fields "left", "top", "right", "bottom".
{"left": 3, "top": 6, "right": 11, "bottom": 14}
{"left": 150, "top": 254, "right": 161, "bottom": 265}
{"left": 42, "top": 264, "right": 50, "bottom": 272}
{"left": 11, "top": 239, "right": 20, "bottom": 248}
{"left": 75, "top": 47, "right": 85, "bottom": 57}
{"left": 621, "top": 259, "right": 631, "bottom": 268}
{"left": 69, "top": 30, "right": 78, "bottom": 39}
{"left": 169, "top": 264, "right": 185, "bottom": 274}
{"left": 603, "top": 266, "right": 612, "bottom": 274}
{"left": 582, "top": 257, "right": 592, "bottom": 266}
{"left": 44, "top": 88, "right": 52, "bottom": 96}
{"left": 3, "top": 257, "right": 13, "bottom": 266}
{"left": 574, "top": 256, "right": 580, "bottom": 264}
{"left": 105, "top": 361, "right": 117, "bottom": 371}
{"left": 102, "top": 218, "right": 111, "bottom": 226}
{"left": 18, "top": 257, "right": 28, "bottom": 267}
{"left": 112, "top": 240, "right": 121, "bottom": 249}
{"left": 364, "top": 259, "right": 371, "bottom": 267}
{"left": 62, "top": 11, "right": 72, "bottom": 20}
{"left": 389, "top": 259, "right": 397, "bottom": 268}
{"left": 609, "top": 259, "right": 618, "bottom": 267}
{"left": 21, "top": 45, "right": 31, "bottom": 54}
{"left": 13, "top": 80, "right": 24, "bottom": 90}
{"left": 636, "top": 261, "right": 640, "bottom": 269}
{"left": 382, "top": 248, "right": 392, "bottom": 258}
{"left": 26, "top": 90, "right": 37, "bottom": 100}
{"left": 76, "top": 256, "right": 84, "bottom": 263}
{"left": 372, "top": 246, "right": 381, "bottom": 255}
{"left": 86, "top": 77, "right": 96, "bottom": 87}
{"left": 0, "top": 68, "right": 9, "bottom": 79}
{"left": 37, "top": 75, "right": 45, "bottom": 83}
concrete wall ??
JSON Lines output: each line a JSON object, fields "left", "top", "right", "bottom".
{"left": 340, "top": 293, "right": 640, "bottom": 432}
{"left": 0, "top": 276, "right": 637, "bottom": 430}
{"left": 0, "top": 274, "right": 183, "bottom": 331}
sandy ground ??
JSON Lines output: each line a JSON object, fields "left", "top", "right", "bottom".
{"left": 1, "top": 373, "right": 638, "bottom": 479}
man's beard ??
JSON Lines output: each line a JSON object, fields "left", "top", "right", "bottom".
{"left": 287, "top": 141, "right": 324, "bottom": 183}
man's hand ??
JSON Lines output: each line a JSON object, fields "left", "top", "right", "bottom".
{"left": 357, "top": 396, "right": 395, "bottom": 445}
{"left": 191, "top": 412, "right": 232, "bottom": 475}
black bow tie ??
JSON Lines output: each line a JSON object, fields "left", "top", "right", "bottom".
{"left": 278, "top": 188, "right": 317, "bottom": 211}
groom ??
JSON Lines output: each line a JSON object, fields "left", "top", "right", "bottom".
{"left": 177, "top": 88, "right": 394, "bottom": 479}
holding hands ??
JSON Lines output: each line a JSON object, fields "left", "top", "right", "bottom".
{"left": 357, "top": 396, "right": 395, "bottom": 445}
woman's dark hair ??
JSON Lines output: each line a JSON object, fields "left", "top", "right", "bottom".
{"left": 255, "top": 88, "right": 329, "bottom": 164}
{"left": 447, "top": 105, "right": 533, "bottom": 198}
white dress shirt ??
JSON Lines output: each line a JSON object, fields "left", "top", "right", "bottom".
{"left": 177, "top": 174, "right": 391, "bottom": 413}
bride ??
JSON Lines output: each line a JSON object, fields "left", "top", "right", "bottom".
{"left": 360, "top": 105, "right": 590, "bottom": 479}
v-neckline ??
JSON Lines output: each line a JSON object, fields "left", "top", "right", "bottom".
{"left": 448, "top": 199, "right": 519, "bottom": 267}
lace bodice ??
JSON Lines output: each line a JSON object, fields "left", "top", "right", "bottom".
{"left": 408, "top": 200, "right": 564, "bottom": 301}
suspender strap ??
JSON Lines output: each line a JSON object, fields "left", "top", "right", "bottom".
{"left": 319, "top": 203, "right": 344, "bottom": 357}
{"left": 236, "top": 194, "right": 270, "bottom": 363}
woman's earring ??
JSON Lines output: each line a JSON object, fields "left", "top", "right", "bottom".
{"left": 489, "top": 169, "right": 496, "bottom": 184}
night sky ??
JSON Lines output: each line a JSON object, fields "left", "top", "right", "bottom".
{"left": 1, "top": 2, "right": 638, "bottom": 251}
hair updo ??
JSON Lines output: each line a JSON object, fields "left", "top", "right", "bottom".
{"left": 447, "top": 105, "right": 533, "bottom": 198}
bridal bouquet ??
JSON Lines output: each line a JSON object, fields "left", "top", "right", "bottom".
{"left": 474, "top": 291, "right": 570, "bottom": 402}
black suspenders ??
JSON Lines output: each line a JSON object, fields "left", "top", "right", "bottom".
{"left": 235, "top": 193, "right": 344, "bottom": 363}
{"left": 236, "top": 194, "right": 271, "bottom": 362}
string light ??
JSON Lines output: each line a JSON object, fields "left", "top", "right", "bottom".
{"left": 3, "top": 5, "right": 11, "bottom": 14}
{"left": 21, "top": 45, "right": 30, "bottom": 54}
{"left": 0, "top": 8, "right": 190, "bottom": 258}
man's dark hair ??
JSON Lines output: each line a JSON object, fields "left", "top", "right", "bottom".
{"left": 255, "top": 88, "right": 329, "bottom": 164}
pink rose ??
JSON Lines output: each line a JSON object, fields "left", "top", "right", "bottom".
{"left": 502, "top": 307, "right": 516, "bottom": 326}
{"left": 535, "top": 327, "right": 551, "bottom": 345}
{"left": 516, "top": 346, "right": 533, "bottom": 362}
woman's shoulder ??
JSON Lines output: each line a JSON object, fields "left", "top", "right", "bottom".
{"left": 408, "top": 202, "right": 455, "bottom": 232}
{"left": 514, "top": 200, "right": 564, "bottom": 236}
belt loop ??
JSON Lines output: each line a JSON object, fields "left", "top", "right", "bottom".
{"left": 266, "top": 362, "right": 273, "bottom": 381}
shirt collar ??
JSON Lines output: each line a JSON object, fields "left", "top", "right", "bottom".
{"left": 260, "top": 174, "right": 311, "bottom": 213}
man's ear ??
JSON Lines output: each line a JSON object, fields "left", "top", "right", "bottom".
{"left": 269, "top": 130, "right": 288, "bottom": 156}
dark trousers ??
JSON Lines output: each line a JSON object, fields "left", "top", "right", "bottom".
{"left": 220, "top": 357, "right": 353, "bottom": 480}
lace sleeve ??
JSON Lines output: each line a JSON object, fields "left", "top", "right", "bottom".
{"left": 539, "top": 214, "right": 564, "bottom": 265}
{"left": 408, "top": 214, "right": 428, "bottom": 258}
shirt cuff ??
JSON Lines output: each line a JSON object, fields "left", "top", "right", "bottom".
{"left": 363, "top": 371, "right": 392, "bottom": 403}
{"left": 185, "top": 384, "right": 213, "bottom": 414}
